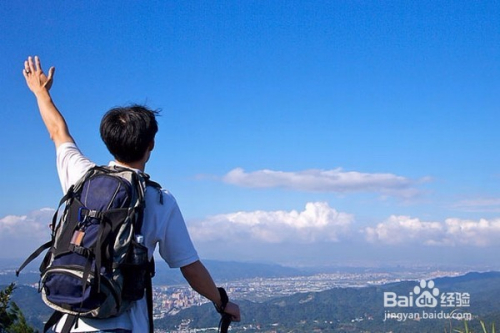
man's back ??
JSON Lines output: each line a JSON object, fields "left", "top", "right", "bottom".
{"left": 54, "top": 142, "right": 199, "bottom": 331}
{"left": 22, "top": 55, "right": 240, "bottom": 332}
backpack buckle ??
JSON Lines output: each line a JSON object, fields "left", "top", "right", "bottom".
{"left": 78, "top": 207, "right": 101, "bottom": 223}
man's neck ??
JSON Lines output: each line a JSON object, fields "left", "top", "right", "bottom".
{"left": 115, "top": 160, "right": 146, "bottom": 172}
{"left": 114, "top": 150, "right": 150, "bottom": 172}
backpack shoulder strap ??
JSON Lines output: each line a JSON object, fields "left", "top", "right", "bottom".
{"left": 137, "top": 172, "right": 160, "bottom": 333}
{"left": 141, "top": 173, "right": 164, "bottom": 205}
{"left": 42, "top": 312, "right": 78, "bottom": 333}
{"left": 146, "top": 270, "right": 154, "bottom": 333}
{"left": 43, "top": 311, "right": 64, "bottom": 333}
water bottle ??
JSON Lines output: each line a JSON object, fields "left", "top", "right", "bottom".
{"left": 131, "top": 235, "right": 148, "bottom": 265}
{"left": 123, "top": 234, "right": 148, "bottom": 300}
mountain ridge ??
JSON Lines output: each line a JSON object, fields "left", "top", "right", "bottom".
{"left": 4, "top": 264, "right": 500, "bottom": 332}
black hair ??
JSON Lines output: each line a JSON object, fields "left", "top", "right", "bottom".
{"left": 100, "top": 104, "right": 159, "bottom": 163}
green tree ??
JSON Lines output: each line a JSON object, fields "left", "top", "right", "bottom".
{"left": 0, "top": 283, "right": 36, "bottom": 333}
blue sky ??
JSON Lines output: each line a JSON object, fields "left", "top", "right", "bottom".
{"left": 1, "top": 1, "right": 499, "bottom": 268}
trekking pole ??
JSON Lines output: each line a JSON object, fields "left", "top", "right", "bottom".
{"left": 218, "top": 313, "right": 232, "bottom": 333}
{"left": 214, "top": 287, "right": 232, "bottom": 333}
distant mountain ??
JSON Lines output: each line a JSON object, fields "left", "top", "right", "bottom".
{"left": 201, "top": 260, "right": 305, "bottom": 281}
{"left": 434, "top": 271, "right": 500, "bottom": 287}
{"left": 6, "top": 268, "right": 500, "bottom": 332}
{"left": 153, "top": 259, "right": 305, "bottom": 286}
{"left": 156, "top": 270, "right": 500, "bottom": 333}
{"left": 3, "top": 259, "right": 305, "bottom": 286}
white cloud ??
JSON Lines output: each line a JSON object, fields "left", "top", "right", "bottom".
{"left": 0, "top": 208, "right": 55, "bottom": 257}
{"left": 222, "top": 168, "right": 424, "bottom": 198}
{"left": 444, "top": 218, "right": 500, "bottom": 246}
{"left": 0, "top": 208, "right": 54, "bottom": 238}
{"left": 5, "top": 205, "right": 500, "bottom": 266}
{"left": 364, "top": 215, "right": 500, "bottom": 247}
{"left": 364, "top": 215, "right": 444, "bottom": 245}
{"left": 188, "top": 202, "right": 354, "bottom": 244}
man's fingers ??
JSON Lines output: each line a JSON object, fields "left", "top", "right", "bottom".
{"left": 35, "top": 55, "right": 42, "bottom": 72}
{"left": 23, "top": 60, "right": 30, "bottom": 78}
{"left": 28, "top": 56, "right": 35, "bottom": 73}
{"left": 47, "top": 66, "right": 55, "bottom": 81}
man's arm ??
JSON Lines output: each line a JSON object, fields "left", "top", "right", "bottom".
{"left": 23, "top": 56, "right": 74, "bottom": 147}
{"left": 180, "top": 260, "right": 241, "bottom": 321}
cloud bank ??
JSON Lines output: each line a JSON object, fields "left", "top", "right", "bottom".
{"left": 189, "top": 202, "right": 500, "bottom": 248}
{"left": 0, "top": 208, "right": 54, "bottom": 238}
{"left": 0, "top": 208, "right": 55, "bottom": 258}
{"left": 364, "top": 215, "right": 445, "bottom": 245}
{"left": 364, "top": 215, "right": 500, "bottom": 247}
{"left": 188, "top": 202, "right": 354, "bottom": 244}
{"left": 3, "top": 204, "right": 500, "bottom": 264}
{"left": 222, "top": 168, "right": 424, "bottom": 198}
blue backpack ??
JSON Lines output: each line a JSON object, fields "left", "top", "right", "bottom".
{"left": 17, "top": 165, "right": 161, "bottom": 333}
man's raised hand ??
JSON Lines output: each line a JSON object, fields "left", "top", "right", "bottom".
{"left": 23, "top": 56, "right": 55, "bottom": 95}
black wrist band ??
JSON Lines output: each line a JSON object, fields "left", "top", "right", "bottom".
{"left": 214, "top": 287, "right": 229, "bottom": 313}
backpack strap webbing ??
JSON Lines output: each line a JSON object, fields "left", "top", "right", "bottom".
{"left": 16, "top": 240, "right": 52, "bottom": 277}
{"left": 16, "top": 187, "right": 75, "bottom": 276}
{"left": 146, "top": 272, "right": 154, "bottom": 333}
{"left": 94, "top": 217, "right": 114, "bottom": 292}
{"left": 43, "top": 312, "right": 77, "bottom": 333}
{"left": 60, "top": 314, "right": 77, "bottom": 333}
{"left": 43, "top": 311, "right": 63, "bottom": 333}
{"left": 144, "top": 174, "right": 163, "bottom": 205}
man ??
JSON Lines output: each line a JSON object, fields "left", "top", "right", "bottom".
{"left": 23, "top": 56, "right": 240, "bottom": 332}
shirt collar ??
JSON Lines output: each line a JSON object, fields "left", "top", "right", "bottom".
{"left": 108, "top": 161, "right": 142, "bottom": 174}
